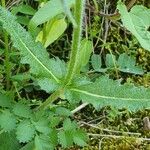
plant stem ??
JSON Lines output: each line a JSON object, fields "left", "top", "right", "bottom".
{"left": 1, "top": 0, "right": 11, "bottom": 90}
{"left": 37, "top": 89, "right": 63, "bottom": 111}
{"left": 64, "top": 0, "right": 85, "bottom": 86}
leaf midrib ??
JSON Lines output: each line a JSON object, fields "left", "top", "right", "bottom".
{"left": 71, "top": 88, "right": 150, "bottom": 101}
{"left": 10, "top": 24, "right": 59, "bottom": 83}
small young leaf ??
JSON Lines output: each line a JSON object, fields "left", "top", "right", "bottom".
{"left": 118, "top": 53, "right": 144, "bottom": 75}
{"left": 76, "top": 39, "right": 93, "bottom": 73}
{"left": 91, "top": 54, "right": 102, "bottom": 71}
{"left": 36, "top": 18, "right": 67, "bottom": 48}
{"left": 29, "top": 0, "right": 75, "bottom": 32}
{"left": 16, "top": 120, "right": 35, "bottom": 143}
{"left": 106, "top": 54, "right": 116, "bottom": 68}
{"left": 13, "top": 102, "right": 32, "bottom": 118}
{"left": 0, "top": 110, "right": 16, "bottom": 132}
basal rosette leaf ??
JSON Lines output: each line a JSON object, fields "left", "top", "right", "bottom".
{"left": 0, "top": 6, "right": 68, "bottom": 95}
{"left": 66, "top": 76, "right": 150, "bottom": 111}
{"left": 0, "top": 6, "right": 66, "bottom": 85}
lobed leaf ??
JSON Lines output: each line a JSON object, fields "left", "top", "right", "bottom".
{"left": 0, "top": 110, "right": 16, "bottom": 132}
{"left": 0, "top": 93, "right": 12, "bottom": 108}
{"left": 34, "top": 134, "right": 55, "bottom": 150}
{"left": 0, "top": 6, "right": 67, "bottom": 88}
{"left": 66, "top": 76, "right": 150, "bottom": 111}
{"left": 16, "top": 120, "right": 36, "bottom": 143}
{"left": 13, "top": 102, "right": 32, "bottom": 118}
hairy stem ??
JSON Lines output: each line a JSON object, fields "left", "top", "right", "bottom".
{"left": 1, "top": 0, "right": 11, "bottom": 90}
{"left": 37, "top": 89, "right": 63, "bottom": 111}
{"left": 64, "top": 0, "right": 85, "bottom": 86}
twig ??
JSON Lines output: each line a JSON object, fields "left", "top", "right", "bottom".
{"left": 88, "top": 133, "right": 150, "bottom": 141}
{"left": 71, "top": 102, "right": 89, "bottom": 114}
{"left": 80, "top": 121, "right": 141, "bottom": 136}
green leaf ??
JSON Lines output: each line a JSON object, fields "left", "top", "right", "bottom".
{"left": 13, "top": 102, "right": 32, "bottom": 118}
{"left": 11, "top": 4, "right": 36, "bottom": 15}
{"left": 0, "top": 110, "right": 16, "bottom": 132}
{"left": 73, "top": 129, "right": 87, "bottom": 147}
{"left": 36, "top": 18, "right": 67, "bottom": 48}
{"left": 63, "top": 118, "right": 77, "bottom": 131}
{"left": 19, "top": 142, "right": 34, "bottom": 150}
{"left": 29, "top": 0, "right": 75, "bottom": 32}
{"left": 55, "top": 107, "right": 72, "bottom": 117}
{"left": 58, "top": 130, "right": 73, "bottom": 148}
{"left": 117, "top": 53, "right": 144, "bottom": 75}
{"left": 16, "top": 120, "right": 36, "bottom": 143}
{"left": 76, "top": 39, "right": 93, "bottom": 73}
{"left": 0, "top": 6, "right": 66, "bottom": 84}
{"left": 33, "top": 118, "right": 50, "bottom": 135}
{"left": 34, "top": 134, "right": 56, "bottom": 150}
{"left": 0, "top": 93, "right": 12, "bottom": 108}
{"left": 49, "top": 116, "right": 60, "bottom": 128}
{"left": 37, "top": 78, "right": 59, "bottom": 93}
{"left": 0, "top": 132, "right": 21, "bottom": 150}
{"left": 117, "top": 1, "right": 150, "bottom": 51}
{"left": 91, "top": 54, "right": 102, "bottom": 71}
{"left": 106, "top": 54, "right": 116, "bottom": 68}
{"left": 67, "top": 76, "right": 150, "bottom": 111}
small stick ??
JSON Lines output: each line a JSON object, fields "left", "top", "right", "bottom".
{"left": 71, "top": 102, "right": 89, "bottom": 114}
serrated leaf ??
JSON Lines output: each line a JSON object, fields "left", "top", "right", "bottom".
{"left": 19, "top": 142, "right": 34, "bottom": 150}
{"left": 68, "top": 76, "right": 150, "bottom": 111}
{"left": 0, "top": 110, "right": 16, "bottom": 132}
{"left": 0, "top": 6, "right": 65, "bottom": 84}
{"left": 73, "top": 129, "right": 87, "bottom": 147}
{"left": 35, "top": 135, "right": 55, "bottom": 150}
{"left": 0, "top": 93, "right": 12, "bottom": 108}
{"left": 33, "top": 118, "right": 50, "bottom": 135}
{"left": 29, "top": 0, "right": 75, "bottom": 32}
{"left": 36, "top": 18, "right": 67, "bottom": 48}
{"left": 0, "top": 132, "right": 21, "bottom": 150}
{"left": 117, "top": 53, "right": 144, "bottom": 75}
{"left": 49, "top": 116, "right": 60, "bottom": 128}
{"left": 58, "top": 130, "right": 73, "bottom": 148}
{"left": 13, "top": 102, "right": 32, "bottom": 118}
{"left": 63, "top": 118, "right": 77, "bottom": 131}
{"left": 117, "top": 1, "right": 150, "bottom": 51}
{"left": 55, "top": 107, "right": 72, "bottom": 117}
{"left": 16, "top": 120, "right": 35, "bottom": 143}
{"left": 37, "top": 78, "right": 59, "bottom": 93}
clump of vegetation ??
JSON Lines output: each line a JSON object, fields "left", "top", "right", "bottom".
{"left": 0, "top": 0, "right": 150, "bottom": 149}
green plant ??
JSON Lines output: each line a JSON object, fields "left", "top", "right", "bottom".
{"left": 0, "top": 0, "right": 150, "bottom": 149}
